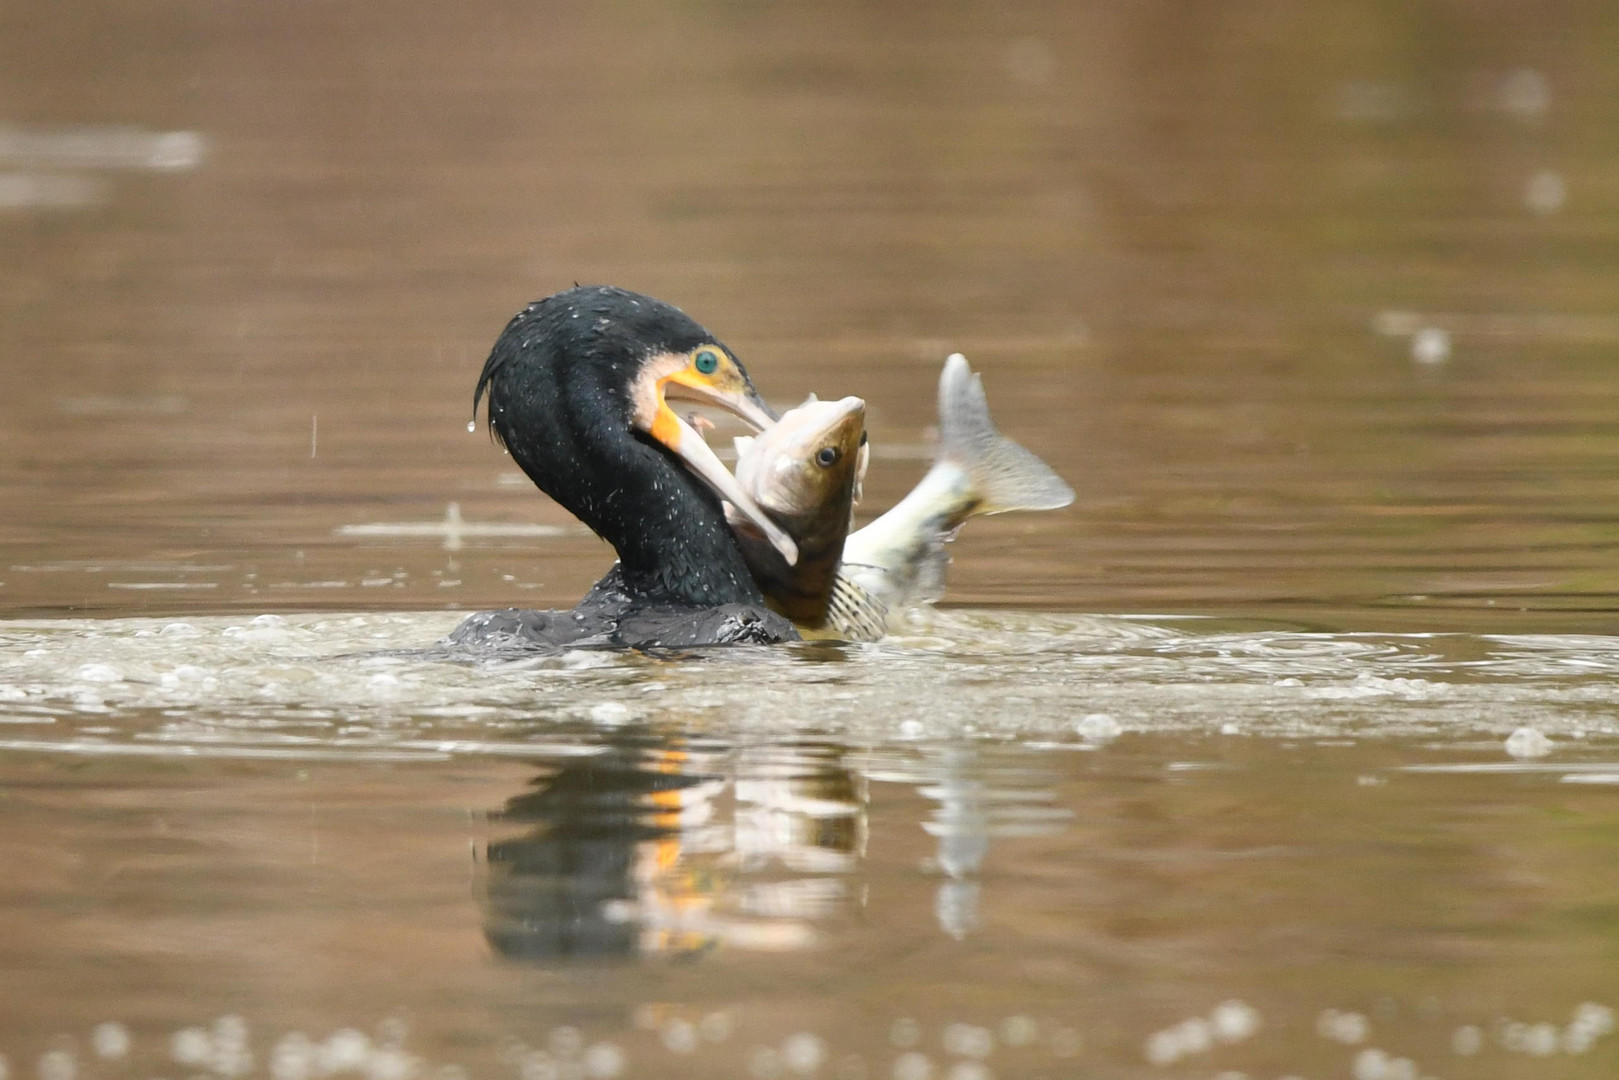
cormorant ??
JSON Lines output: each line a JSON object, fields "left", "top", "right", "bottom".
{"left": 449, "top": 286, "right": 801, "bottom": 650}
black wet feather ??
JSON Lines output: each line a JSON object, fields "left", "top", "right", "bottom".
{"left": 453, "top": 286, "right": 797, "bottom": 649}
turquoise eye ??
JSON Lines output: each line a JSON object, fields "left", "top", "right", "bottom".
{"left": 693, "top": 349, "right": 720, "bottom": 375}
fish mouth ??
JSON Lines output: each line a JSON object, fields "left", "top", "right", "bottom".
{"left": 639, "top": 374, "right": 797, "bottom": 567}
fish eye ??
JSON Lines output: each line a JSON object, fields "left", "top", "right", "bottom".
{"left": 693, "top": 348, "right": 721, "bottom": 375}
{"left": 815, "top": 446, "right": 841, "bottom": 467}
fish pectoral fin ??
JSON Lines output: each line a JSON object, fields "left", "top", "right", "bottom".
{"left": 824, "top": 573, "right": 889, "bottom": 643}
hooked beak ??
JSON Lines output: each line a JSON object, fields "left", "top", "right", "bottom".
{"left": 641, "top": 372, "right": 796, "bottom": 566}
{"left": 660, "top": 368, "right": 779, "bottom": 433}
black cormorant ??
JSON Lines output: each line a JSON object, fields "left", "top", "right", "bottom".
{"left": 449, "top": 286, "right": 800, "bottom": 650}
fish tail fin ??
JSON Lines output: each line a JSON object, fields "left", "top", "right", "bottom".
{"left": 937, "top": 353, "right": 1075, "bottom": 514}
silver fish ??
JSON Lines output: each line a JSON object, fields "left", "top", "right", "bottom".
{"left": 833, "top": 353, "right": 1074, "bottom": 640}
{"left": 728, "top": 355, "right": 1072, "bottom": 642}
{"left": 726, "top": 395, "right": 869, "bottom": 631}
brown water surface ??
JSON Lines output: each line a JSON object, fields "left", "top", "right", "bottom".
{"left": 3, "top": 2, "right": 1619, "bottom": 1077}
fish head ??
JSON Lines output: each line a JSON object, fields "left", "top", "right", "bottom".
{"left": 734, "top": 395, "right": 867, "bottom": 526}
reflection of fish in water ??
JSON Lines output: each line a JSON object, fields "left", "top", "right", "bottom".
{"left": 724, "top": 396, "right": 869, "bottom": 634}
{"left": 731, "top": 353, "right": 1073, "bottom": 642}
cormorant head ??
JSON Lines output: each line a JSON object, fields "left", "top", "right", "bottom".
{"left": 475, "top": 286, "right": 799, "bottom": 567}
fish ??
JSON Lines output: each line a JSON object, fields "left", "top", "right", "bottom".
{"left": 724, "top": 395, "right": 869, "bottom": 631}
{"left": 726, "top": 354, "right": 1073, "bottom": 643}
{"left": 835, "top": 352, "right": 1075, "bottom": 637}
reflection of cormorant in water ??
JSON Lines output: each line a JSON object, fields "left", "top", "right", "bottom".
{"left": 451, "top": 286, "right": 802, "bottom": 651}
{"left": 484, "top": 741, "right": 720, "bottom": 960}
{"left": 482, "top": 737, "right": 867, "bottom": 963}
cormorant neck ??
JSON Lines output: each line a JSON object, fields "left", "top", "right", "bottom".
{"left": 499, "top": 382, "right": 764, "bottom": 609}
{"left": 594, "top": 433, "right": 767, "bottom": 609}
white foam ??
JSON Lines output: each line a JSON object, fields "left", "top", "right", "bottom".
{"left": 1074, "top": 713, "right": 1122, "bottom": 742}
{"left": 1505, "top": 727, "right": 1554, "bottom": 758}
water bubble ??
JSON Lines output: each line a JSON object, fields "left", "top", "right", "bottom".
{"left": 891, "top": 1052, "right": 932, "bottom": 1080}
{"left": 1074, "top": 713, "right": 1121, "bottom": 742}
{"left": 1175, "top": 1018, "right": 1213, "bottom": 1054}
{"left": 1210, "top": 1000, "right": 1260, "bottom": 1043}
{"left": 996, "top": 1017, "right": 1036, "bottom": 1048}
{"left": 1317, "top": 1009, "right": 1370, "bottom": 1044}
{"left": 1523, "top": 1021, "right": 1559, "bottom": 1056}
{"left": 1525, "top": 170, "right": 1566, "bottom": 215}
{"left": 362, "top": 1049, "right": 415, "bottom": 1080}
{"left": 92, "top": 1023, "right": 132, "bottom": 1060}
{"left": 889, "top": 1020, "right": 921, "bottom": 1049}
{"left": 659, "top": 1020, "right": 697, "bottom": 1055}
{"left": 898, "top": 720, "right": 926, "bottom": 739}
{"left": 270, "top": 1034, "right": 316, "bottom": 1080}
{"left": 943, "top": 1064, "right": 989, "bottom": 1080}
{"left": 581, "top": 1044, "right": 624, "bottom": 1080}
{"left": 1499, "top": 68, "right": 1551, "bottom": 120}
{"left": 467, "top": 422, "right": 477, "bottom": 434}
{"left": 1505, "top": 727, "right": 1553, "bottom": 758}
{"left": 74, "top": 663, "right": 123, "bottom": 683}
{"left": 699, "top": 1013, "right": 733, "bottom": 1044}
{"left": 940, "top": 1025, "right": 992, "bottom": 1059}
{"left": 319, "top": 1030, "right": 372, "bottom": 1074}
{"left": 0, "top": 1053, "right": 10, "bottom": 1080}
{"left": 1351, "top": 1048, "right": 1388, "bottom": 1080}
{"left": 172, "top": 1029, "right": 213, "bottom": 1067}
{"left": 1570, "top": 1001, "right": 1615, "bottom": 1038}
{"left": 1410, "top": 327, "right": 1451, "bottom": 365}
{"left": 1143, "top": 1030, "right": 1181, "bottom": 1066}
{"left": 36, "top": 1051, "right": 75, "bottom": 1080}
{"left": 781, "top": 1033, "right": 825, "bottom": 1075}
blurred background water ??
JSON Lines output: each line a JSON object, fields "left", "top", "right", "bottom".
{"left": 4, "top": 1, "right": 1619, "bottom": 1078}
{"left": 4, "top": 0, "right": 1619, "bottom": 629}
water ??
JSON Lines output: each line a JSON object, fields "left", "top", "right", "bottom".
{"left": 6, "top": 0, "right": 1619, "bottom": 1076}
